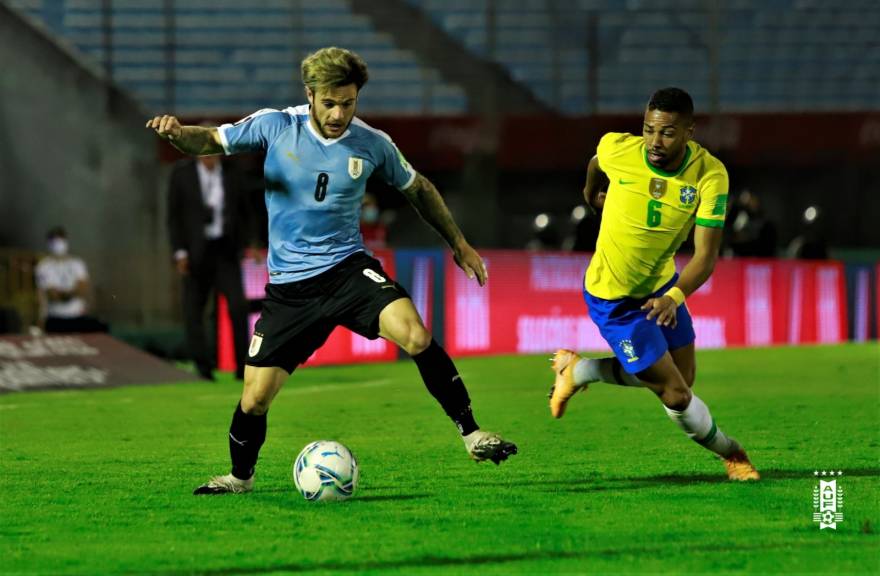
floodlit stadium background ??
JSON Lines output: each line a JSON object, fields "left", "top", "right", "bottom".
{"left": 1, "top": 3, "right": 878, "bottom": 575}
{"left": 0, "top": 0, "right": 877, "bottom": 359}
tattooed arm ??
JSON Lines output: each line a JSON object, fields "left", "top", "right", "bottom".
{"left": 146, "top": 115, "right": 223, "bottom": 156}
{"left": 401, "top": 173, "right": 487, "bottom": 286}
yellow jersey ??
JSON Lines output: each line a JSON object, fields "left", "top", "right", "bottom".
{"left": 585, "top": 132, "right": 728, "bottom": 299}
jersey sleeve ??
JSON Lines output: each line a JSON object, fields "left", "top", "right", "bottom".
{"left": 595, "top": 132, "right": 632, "bottom": 175}
{"left": 72, "top": 259, "right": 89, "bottom": 281}
{"left": 217, "top": 109, "right": 288, "bottom": 154}
{"left": 34, "top": 261, "right": 49, "bottom": 290}
{"left": 372, "top": 131, "right": 417, "bottom": 190}
{"left": 695, "top": 164, "right": 729, "bottom": 228}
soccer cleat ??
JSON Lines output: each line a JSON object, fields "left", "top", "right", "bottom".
{"left": 463, "top": 430, "right": 518, "bottom": 465}
{"left": 548, "top": 349, "right": 588, "bottom": 419}
{"left": 722, "top": 449, "right": 760, "bottom": 481}
{"left": 193, "top": 473, "right": 254, "bottom": 495}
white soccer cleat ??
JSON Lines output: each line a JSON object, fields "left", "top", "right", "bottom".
{"left": 463, "top": 430, "right": 518, "bottom": 465}
{"left": 193, "top": 473, "right": 254, "bottom": 495}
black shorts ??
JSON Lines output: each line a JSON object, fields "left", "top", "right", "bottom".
{"left": 246, "top": 252, "right": 409, "bottom": 373}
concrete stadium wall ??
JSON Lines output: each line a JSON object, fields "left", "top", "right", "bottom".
{"left": 0, "top": 4, "right": 172, "bottom": 329}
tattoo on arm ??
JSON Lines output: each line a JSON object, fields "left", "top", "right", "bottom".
{"left": 402, "top": 174, "right": 465, "bottom": 249}
{"left": 172, "top": 126, "right": 223, "bottom": 156}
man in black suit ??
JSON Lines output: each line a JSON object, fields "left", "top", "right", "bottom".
{"left": 168, "top": 153, "right": 253, "bottom": 380}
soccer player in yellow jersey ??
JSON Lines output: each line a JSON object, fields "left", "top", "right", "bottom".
{"left": 548, "top": 87, "right": 759, "bottom": 481}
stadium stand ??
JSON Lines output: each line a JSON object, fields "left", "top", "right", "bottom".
{"left": 6, "top": 0, "right": 468, "bottom": 116}
{"left": 8, "top": 0, "right": 876, "bottom": 115}
{"left": 407, "top": 0, "right": 878, "bottom": 113}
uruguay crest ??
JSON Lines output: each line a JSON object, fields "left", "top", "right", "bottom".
{"left": 649, "top": 178, "right": 667, "bottom": 199}
{"left": 348, "top": 157, "right": 363, "bottom": 179}
{"left": 680, "top": 185, "right": 697, "bottom": 205}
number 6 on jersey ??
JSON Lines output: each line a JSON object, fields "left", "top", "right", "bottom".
{"left": 647, "top": 199, "right": 662, "bottom": 227}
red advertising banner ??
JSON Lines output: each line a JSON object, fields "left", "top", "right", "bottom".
{"left": 217, "top": 250, "right": 398, "bottom": 371}
{"left": 444, "top": 251, "right": 849, "bottom": 357}
{"left": 444, "top": 251, "right": 606, "bottom": 357}
{"left": 218, "top": 250, "right": 852, "bottom": 370}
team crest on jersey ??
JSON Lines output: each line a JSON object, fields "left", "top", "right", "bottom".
{"left": 619, "top": 339, "right": 639, "bottom": 363}
{"left": 679, "top": 185, "right": 697, "bottom": 205}
{"left": 649, "top": 178, "right": 667, "bottom": 199}
{"left": 348, "top": 157, "right": 364, "bottom": 179}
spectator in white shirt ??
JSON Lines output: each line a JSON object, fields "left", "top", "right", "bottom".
{"left": 35, "top": 226, "right": 106, "bottom": 333}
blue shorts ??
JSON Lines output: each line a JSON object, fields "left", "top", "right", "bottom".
{"left": 584, "top": 274, "right": 695, "bottom": 374}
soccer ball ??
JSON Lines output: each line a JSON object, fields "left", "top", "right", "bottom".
{"left": 292, "top": 440, "right": 359, "bottom": 501}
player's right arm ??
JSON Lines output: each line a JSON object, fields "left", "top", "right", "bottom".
{"left": 582, "top": 155, "right": 607, "bottom": 213}
{"left": 145, "top": 115, "right": 223, "bottom": 156}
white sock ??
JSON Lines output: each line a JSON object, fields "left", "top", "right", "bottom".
{"left": 664, "top": 394, "right": 739, "bottom": 458}
{"left": 573, "top": 357, "right": 645, "bottom": 387}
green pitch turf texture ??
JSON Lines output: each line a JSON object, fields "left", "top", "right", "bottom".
{"left": 1, "top": 344, "right": 878, "bottom": 575}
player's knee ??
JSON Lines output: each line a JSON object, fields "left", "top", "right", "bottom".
{"left": 241, "top": 390, "right": 272, "bottom": 415}
{"left": 660, "top": 381, "right": 692, "bottom": 411}
{"left": 402, "top": 325, "right": 432, "bottom": 356}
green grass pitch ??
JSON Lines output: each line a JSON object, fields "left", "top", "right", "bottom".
{"left": 1, "top": 344, "right": 878, "bottom": 574}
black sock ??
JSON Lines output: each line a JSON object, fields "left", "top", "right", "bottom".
{"left": 412, "top": 340, "right": 479, "bottom": 435}
{"left": 228, "top": 402, "right": 267, "bottom": 480}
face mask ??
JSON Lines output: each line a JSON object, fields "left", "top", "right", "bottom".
{"left": 48, "top": 238, "right": 69, "bottom": 256}
{"left": 361, "top": 206, "right": 379, "bottom": 224}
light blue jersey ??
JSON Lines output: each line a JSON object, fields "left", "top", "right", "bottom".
{"left": 217, "top": 105, "right": 416, "bottom": 283}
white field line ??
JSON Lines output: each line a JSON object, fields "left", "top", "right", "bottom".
{"left": 0, "top": 380, "right": 396, "bottom": 408}
{"left": 194, "top": 378, "right": 394, "bottom": 402}
{"left": 0, "top": 397, "right": 134, "bottom": 409}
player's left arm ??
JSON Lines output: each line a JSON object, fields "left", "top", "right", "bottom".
{"left": 643, "top": 226, "right": 722, "bottom": 328}
{"left": 401, "top": 173, "right": 487, "bottom": 286}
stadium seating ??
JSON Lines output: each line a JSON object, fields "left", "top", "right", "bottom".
{"left": 7, "top": 0, "right": 467, "bottom": 116}
{"left": 406, "top": 0, "right": 879, "bottom": 113}
{"left": 8, "top": 0, "right": 878, "bottom": 115}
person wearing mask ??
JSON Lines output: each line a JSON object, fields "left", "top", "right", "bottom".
{"left": 34, "top": 226, "right": 106, "bottom": 333}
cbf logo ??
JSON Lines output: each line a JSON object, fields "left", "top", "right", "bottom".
{"left": 679, "top": 185, "right": 697, "bottom": 205}
{"left": 812, "top": 470, "right": 844, "bottom": 530}
{"left": 619, "top": 339, "right": 639, "bottom": 363}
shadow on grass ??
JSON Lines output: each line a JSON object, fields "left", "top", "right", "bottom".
{"left": 467, "top": 467, "right": 880, "bottom": 493}
{"left": 158, "top": 539, "right": 857, "bottom": 575}
{"left": 349, "top": 493, "right": 431, "bottom": 503}
{"left": 252, "top": 488, "right": 431, "bottom": 503}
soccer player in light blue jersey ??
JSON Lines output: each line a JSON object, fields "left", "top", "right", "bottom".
{"left": 148, "top": 47, "right": 517, "bottom": 494}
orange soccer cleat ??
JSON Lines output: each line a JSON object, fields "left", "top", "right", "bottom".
{"left": 548, "top": 349, "right": 588, "bottom": 419}
{"left": 723, "top": 448, "right": 761, "bottom": 481}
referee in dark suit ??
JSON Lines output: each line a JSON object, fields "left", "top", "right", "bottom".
{"left": 168, "top": 154, "right": 253, "bottom": 380}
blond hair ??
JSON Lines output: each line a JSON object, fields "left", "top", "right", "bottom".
{"left": 301, "top": 47, "right": 369, "bottom": 92}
